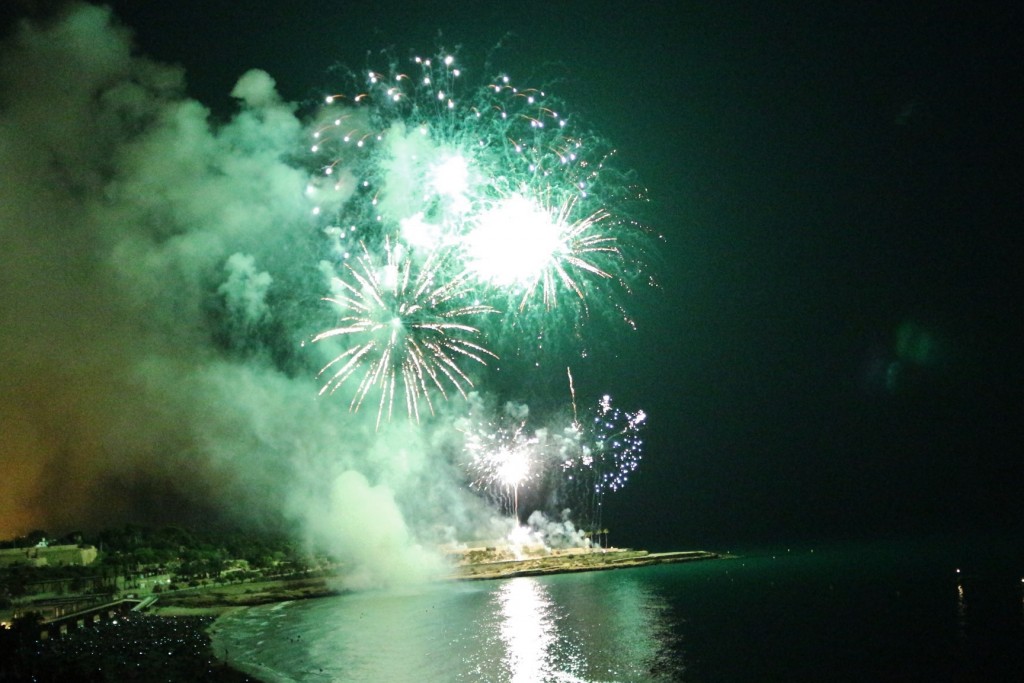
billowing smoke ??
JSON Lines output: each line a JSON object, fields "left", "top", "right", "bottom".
{"left": 0, "top": 4, "right": 501, "bottom": 584}
{"left": 1, "top": 4, "right": 649, "bottom": 586}
{"left": 526, "top": 510, "right": 593, "bottom": 549}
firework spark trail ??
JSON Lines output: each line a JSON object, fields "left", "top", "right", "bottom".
{"left": 456, "top": 393, "right": 646, "bottom": 533}
{"left": 567, "top": 366, "right": 579, "bottom": 426}
{"left": 465, "top": 195, "right": 619, "bottom": 314}
{"left": 309, "top": 51, "right": 652, "bottom": 405}
{"left": 462, "top": 412, "right": 540, "bottom": 522}
{"left": 307, "top": 50, "right": 655, "bottom": 531}
{"left": 314, "top": 239, "right": 496, "bottom": 428}
{"left": 556, "top": 395, "right": 647, "bottom": 533}
{"left": 591, "top": 394, "right": 646, "bottom": 493}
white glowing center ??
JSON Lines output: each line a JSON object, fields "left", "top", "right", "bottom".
{"left": 399, "top": 212, "right": 439, "bottom": 250}
{"left": 380, "top": 263, "right": 400, "bottom": 292}
{"left": 497, "top": 448, "right": 530, "bottom": 487}
{"left": 467, "top": 196, "right": 564, "bottom": 286}
{"left": 430, "top": 154, "right": 469, "bottom": 198}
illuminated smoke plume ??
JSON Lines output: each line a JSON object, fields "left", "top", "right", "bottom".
{"left": 0, "top": 5, "right": 655, "bottom": 583}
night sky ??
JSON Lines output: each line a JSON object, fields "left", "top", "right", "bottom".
{"left": 1, "top": 0, "right": 1021, "bottom": 557}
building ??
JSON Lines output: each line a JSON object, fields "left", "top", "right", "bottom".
{"left": 0, "top": 544, "right": 98, "bottom": 568}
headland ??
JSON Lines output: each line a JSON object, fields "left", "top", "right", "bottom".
{"left": 144, "top": 547, "right": 722, "bottom": 615}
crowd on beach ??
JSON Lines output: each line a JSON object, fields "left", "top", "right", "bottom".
{"left": 0, "top": 613, "right": 254, "bottom": 682}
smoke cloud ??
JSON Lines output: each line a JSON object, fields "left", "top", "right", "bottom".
{"left": 0, "top": 4, "right": 503, "bottom": 584}
{"left": 0, "top": 3, "right": 644, "bottom": 586}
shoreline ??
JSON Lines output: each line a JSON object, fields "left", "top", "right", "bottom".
{"left": 9, "top": 549, "right": 720, "bottom": 681}
{"left": 201, "top": 548, "right": 723, "bottom": 682}
{"left": 447, "top": 548, "right": 722, "bottom": 580}
{"left": 146, "top": 548, "right": 723, "bottom": 616}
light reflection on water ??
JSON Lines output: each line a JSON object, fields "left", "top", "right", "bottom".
{"left": 210, "top": 540, "right": 1024, "bottom": 681}
{"left": 211, "top": 570, "right": 682, "bottom": 682}
{"left": 496, "top": 579, "right": 563, "bottom": 682}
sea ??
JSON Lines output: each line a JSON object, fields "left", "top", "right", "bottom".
{"left": 210, "top": 534, "right": 1024, "bottom": 682}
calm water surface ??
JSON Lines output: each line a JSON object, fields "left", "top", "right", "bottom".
{"left": 211, "top": 535, "right": 1024, "bottom": 681}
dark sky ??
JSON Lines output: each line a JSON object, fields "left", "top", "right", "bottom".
{"left": 1, "top": 1, "right": 1021, "bottom": 552}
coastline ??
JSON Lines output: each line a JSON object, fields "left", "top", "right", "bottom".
{"left": 148, "top": 548, "right": 724, "bottom": 618}
{"left": 148, "top": 548, "right": 723, "bottom": 616}
{"left": 149, "top": 575, "right": 341, "bottom": 617}
{"left": 7, "top": 549, "right": 720, "bottom": 681}
{"left": 197, "top": 548, "right": 723, "bottom": 681}
{"left": 447, "top": 548, "right": 722, "bottom": 581}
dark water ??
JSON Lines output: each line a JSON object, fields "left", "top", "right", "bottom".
{"left": 211, "top": 535, "right": 1024, "bottom": 681}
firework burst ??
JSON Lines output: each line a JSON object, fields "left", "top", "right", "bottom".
{"left": 462, "top": 408, "right": 540, "bottom": 522}
{"left": 591, "top": 395, "right": 646, "bottom": 490}
{"left": 558, "top": 395, "right": 647, "bottom": 531}
{"left": 308, "top": 51, "right": 650, "bottom": 344}
{"left": 314, "top": 239, "right": 496, "bottom": 428}
{"left": 464, "top": 195, "right": 620, "bottom": 315}
{"left": 456, "top": 392, "right": 646, "bottom": 529}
